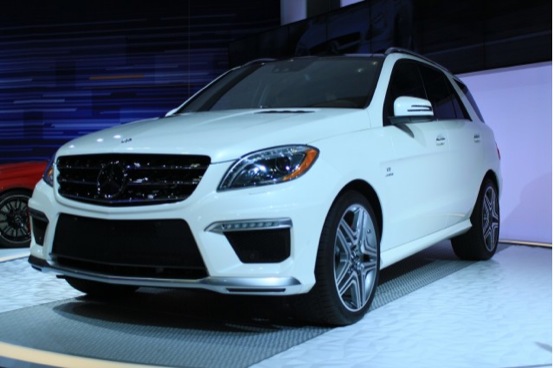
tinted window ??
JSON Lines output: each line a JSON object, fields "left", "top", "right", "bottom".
{"left": 419, "top": 66, "right": 469, "bottom": 120}
{"left": 456, "top": 80, "right": 485, "bottom": 122}
{"left": 383, "top": 61, "right": 426, "bottom": 124}
{"left": 178, "top": 57, "right": 384, "bottom": 112}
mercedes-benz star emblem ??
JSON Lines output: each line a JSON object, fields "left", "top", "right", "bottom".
{"left": 97, "top": 162, "right": 127, "bottom": 199}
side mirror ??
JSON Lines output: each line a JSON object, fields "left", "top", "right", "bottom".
{"left": 393, "top": 96, "right": 434, "bottom": 122}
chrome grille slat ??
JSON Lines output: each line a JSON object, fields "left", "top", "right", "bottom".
{"left": 56, "top": 154, "right": 210, "bottom": 206}
{"left": 126, "top": 182, "right": 199, "bottom": 186}
{"left": 57, "top": 179, "right": 97, "bottom": 186}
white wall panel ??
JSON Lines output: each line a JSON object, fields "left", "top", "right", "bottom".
{"left": 340, "top": 0, "right": 364, "bottom": 6}
{"left": 460, "top": 62, "right": 552, "bottom": 243}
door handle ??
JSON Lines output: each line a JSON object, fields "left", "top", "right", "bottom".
{"left": 474, "top": 133, "right": 481, "bottom": 142}
{"left": 435, "top": 135, "right": 446, "bottom": 146}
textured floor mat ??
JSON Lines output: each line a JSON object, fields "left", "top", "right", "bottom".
{"left": 0, "top": 242, "right": 487, "bottom": 367}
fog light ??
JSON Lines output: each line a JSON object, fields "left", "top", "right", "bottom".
{"left": 206, "top": 218, "right": 292, "bottom": 234}
{"left": 206, "top": 218, "right": 292, "bottom": 263}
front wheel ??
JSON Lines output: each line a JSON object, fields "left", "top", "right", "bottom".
{"left": 298, "top": 191, "right": 380, "bottom": 326}
{"left": 451, "top": 179, "right": 500, "bottom": 260}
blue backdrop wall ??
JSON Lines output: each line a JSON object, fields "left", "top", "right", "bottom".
{"left": 0, "top": 1, "right": 280, "bottom": 163}
{"left": 1, "top": 0, "right": 550, "bottom": 165}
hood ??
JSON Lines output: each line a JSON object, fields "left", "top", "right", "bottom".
{"left": 57, "top": 109, "right": 370, "bottom": 163}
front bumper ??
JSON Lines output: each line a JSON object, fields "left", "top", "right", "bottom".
{"left": 28, "top": 162, "right": 333, "bottom": 295}
{"left": 28, "top": 255, "right": 302, "bottom": 294}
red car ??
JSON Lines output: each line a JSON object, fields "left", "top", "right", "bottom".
{"left": 0, "top": 161, "right": 47, "bottom": 248}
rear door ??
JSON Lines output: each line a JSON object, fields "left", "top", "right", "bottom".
{"left": 418, "top": 65, "right": 485, "bottom": 227}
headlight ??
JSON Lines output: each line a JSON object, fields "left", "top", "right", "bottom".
{"left": 42, "top": 157, "right": 55, "bottom": 187}
{"left": 219, "top": 145, "right": 319, "bottom": 190}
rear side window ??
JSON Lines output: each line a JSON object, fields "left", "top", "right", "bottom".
{"left": 456, "top": 81, "right": 485, "bottom": 122}
{"left": 419, "top": 65, "right": 470, "bottom": 121}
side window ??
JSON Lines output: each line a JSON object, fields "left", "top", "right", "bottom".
{"left": 456, "top": 80, "right": 485, "bottom": 122}
{"left": 419, "top": 65, "right": 470, "bottom": 120}
{"left": 383, "top": 61, "right": 426, "bottom": 125}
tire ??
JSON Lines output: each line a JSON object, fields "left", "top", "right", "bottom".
{"left": 451, "top": 179, "right": 500, "bottom": 260}
{"left": 65, "top": 277, "right": 139, "bottom": 298}
{"left": 0, "top": 190, "right": 32, "bottom": 248}
{"left": 298, "top": 191, "right": 380, "bottom": 326}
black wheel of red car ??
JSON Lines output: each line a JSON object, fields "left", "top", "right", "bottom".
{"left": 65, "top": 277, "right": 139, "bottom": 298}
{"left": 0, "top": 189, "right": 32, "bottom": 248}
{"left": 451, "top": 179, "right": 500, "bottom": 260}
{"left": 299, "top": 191, "right": 380, "bottom": 326}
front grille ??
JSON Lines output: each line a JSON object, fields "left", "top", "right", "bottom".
{"left": 56, "top": 154, "right": 210, "bottom": 206}
{"left": 52, "top": 214, "right": 208, "bottom": 279}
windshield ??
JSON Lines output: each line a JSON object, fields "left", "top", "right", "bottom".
{"left": 177, "top": 56, "right": 384, "bottom": 113}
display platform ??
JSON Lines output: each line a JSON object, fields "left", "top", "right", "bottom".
{"left": 0, "top": 242, "right": 550, "bottom": 368}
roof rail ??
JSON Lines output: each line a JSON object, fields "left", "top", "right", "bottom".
{"left": 385, "top": 47, "right": 451, "bottom": 73}
{"left": 241, "top": 58, "right": 276, "bottom": 67}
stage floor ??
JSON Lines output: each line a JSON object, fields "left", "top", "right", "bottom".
{"left": 0, "top": 241, "right": 550, "bottom": 368}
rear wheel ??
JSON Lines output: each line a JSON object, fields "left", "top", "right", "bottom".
{"left": 65, "top": 277, "right": 138, "bottom": 298}
{"left": 0, "top": 190, "right": 32, "bottom": 248}
{"left": 451, "top": 179, "right": 500, "bottom": 260}
{"left": 298, "top": 191, "right": 380, "bottom": 326}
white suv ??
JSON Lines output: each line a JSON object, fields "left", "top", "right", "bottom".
{"left": 29, "top": 48, "right": 501, "bottom": 325}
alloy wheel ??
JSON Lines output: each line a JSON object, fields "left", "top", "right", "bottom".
{"left": 333, "top": 204, "right": 378, "bottom": 312}
{"left": 482, "top": 186, "right": 500, "bottom": 252}
{"left": 0, "top": 193, "right": 31, "bottom": 245}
